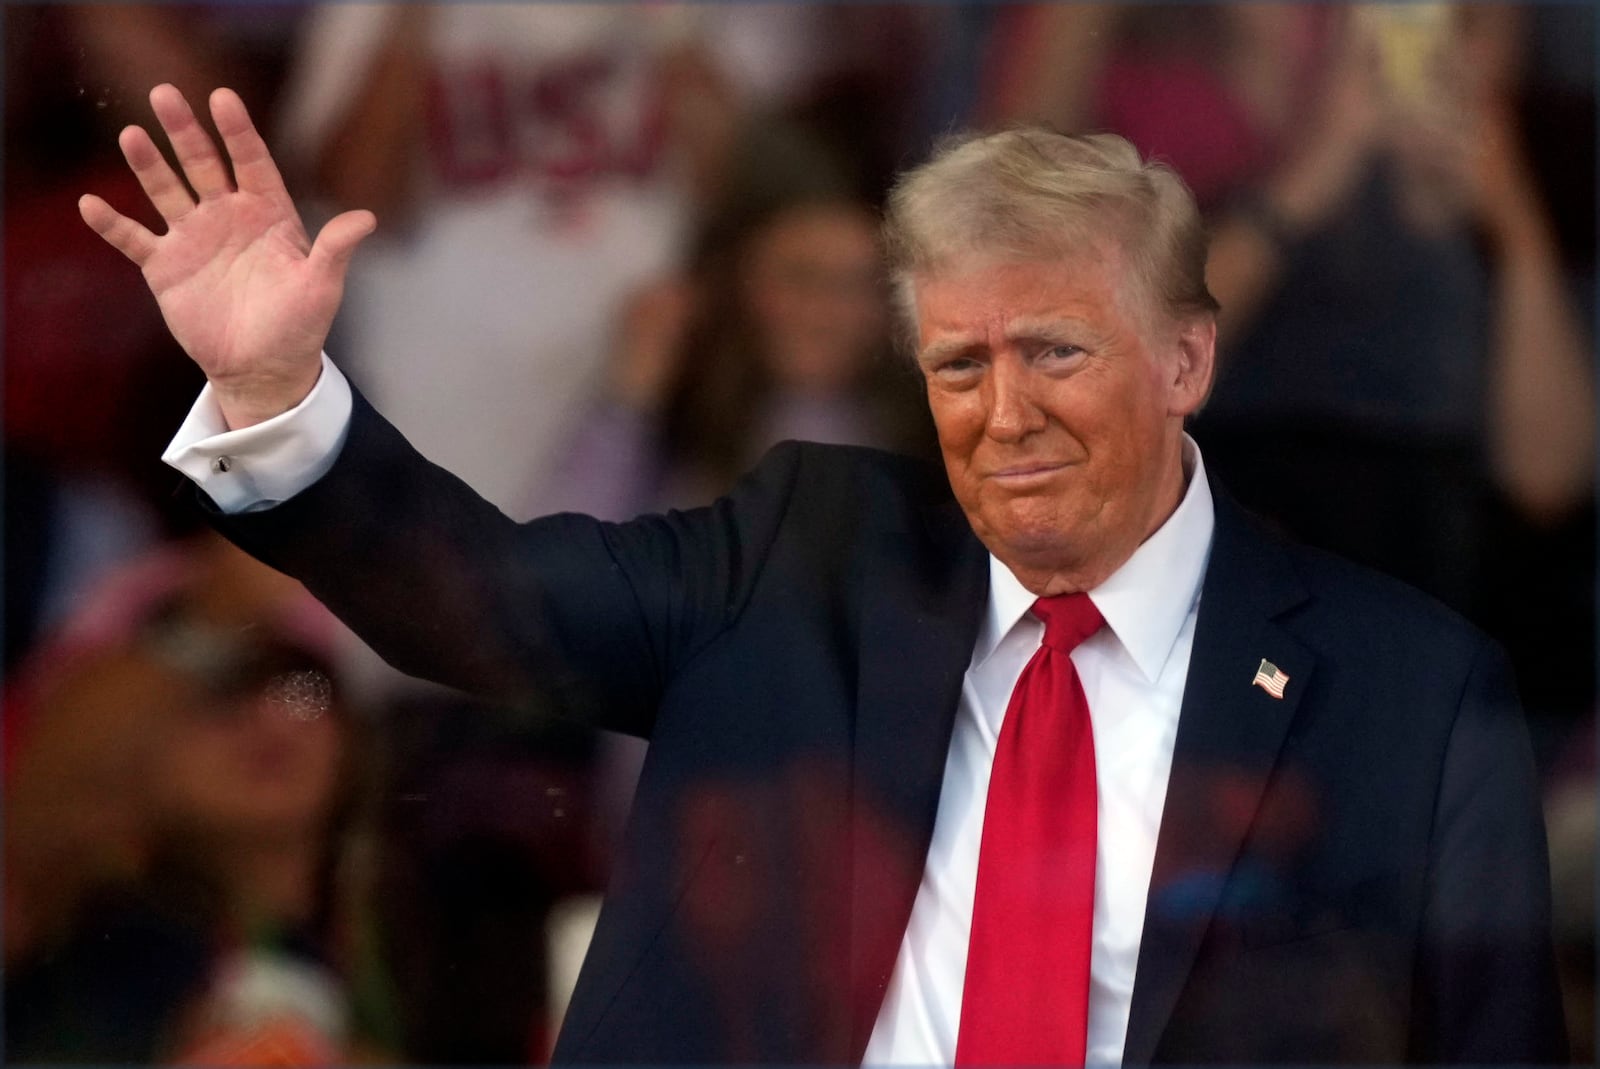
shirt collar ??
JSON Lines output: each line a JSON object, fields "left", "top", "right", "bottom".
{"left": 972, "top": 435, "right": 1216, "bottom": 682}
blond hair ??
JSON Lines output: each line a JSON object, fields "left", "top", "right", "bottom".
{"left": 883, "top": 127, "right": 1218, "bottom": 335}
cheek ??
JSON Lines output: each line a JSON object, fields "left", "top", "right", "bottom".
{"left": 746, "top": 269, "right": 798, "bottom": 333}
{"left": 298, "top": 725, "right": 345, "bottom": 796}
{"left": 1080, "top": 382, "right": 1174, "bottom": 506}
{"left": 1135, "top": 354, "right": 1178, "bottom": 417}
{"left": 841, "top": 294, "right": 886, "bottom": 346}
{"left": 153, "top": 735, "right": 226, "bottom": 810}
{"left": 1088, "top": 363, "right": 1168, "bottom": 441}
{"left": 928, "top": 392, "right": 982, "bottom": 464}
{"left": 748, "top": 285, "right": 789, "bottom": 334}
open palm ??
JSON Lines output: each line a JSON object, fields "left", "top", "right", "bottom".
{"left": 79, "top": 84, "right": 375, "bottom": 428}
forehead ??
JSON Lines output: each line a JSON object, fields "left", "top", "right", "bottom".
{"left": 912, "top": 245, "right": 1147, "bottom": 345}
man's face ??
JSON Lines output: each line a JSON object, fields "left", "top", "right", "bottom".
{"left": 913, "top": 245, "right": 1215, "bottom": 594}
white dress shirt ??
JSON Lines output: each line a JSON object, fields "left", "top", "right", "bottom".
{"left": 165, "top": 360, "right": 1216, "bottom": 1067}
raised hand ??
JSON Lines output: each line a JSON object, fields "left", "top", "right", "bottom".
{"left": 1262, "top": 10, "right": 1385, "bottom": 234}
{"left": 79, "top": 84, "right": 376, "bottom": 428}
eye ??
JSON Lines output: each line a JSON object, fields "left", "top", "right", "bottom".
{"left": 928, "top": 356, "right": 984, "bottom": 388}
{"left": 1037, "top": 344, "right": 1087, "bottom": 371}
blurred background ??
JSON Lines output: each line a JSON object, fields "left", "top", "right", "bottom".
{"left": 4, "top": 2, "right": 1594, "bottom": 1062}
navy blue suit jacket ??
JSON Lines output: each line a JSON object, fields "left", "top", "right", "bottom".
{"left": 210, "top": 392, "right": 1564, "bottom": 1064}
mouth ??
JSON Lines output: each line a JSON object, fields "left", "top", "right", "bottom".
{"left": 986, "top": 461, "right": 1072, "bottom": 489}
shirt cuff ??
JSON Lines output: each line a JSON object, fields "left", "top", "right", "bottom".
{"left": 161, "top": 353, "right": 353, "bottom": 513}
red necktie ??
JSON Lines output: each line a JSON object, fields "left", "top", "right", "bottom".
{"left": 956, "top": 593, "right": 1105, "bottom": 1067}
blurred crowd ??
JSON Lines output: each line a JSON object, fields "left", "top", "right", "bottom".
{"left": 5, "top": 3, "right": 1593, "bottom": 1062}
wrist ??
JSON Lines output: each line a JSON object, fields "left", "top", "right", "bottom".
{"left": 1261, "top": 167, "right": 1336, "bottom": 236}
{"left": 211, "top": 365, "right": 323, "bottom": 430}
{"left": 1263, "top": 136, "right": 1372, "bottom": 235}
{"left": 1479, "top": 198, "right": 1555, "bottom": 262}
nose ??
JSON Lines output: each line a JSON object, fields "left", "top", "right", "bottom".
{"left": 984, "top": 356, "right": 1046, "bottom": 442}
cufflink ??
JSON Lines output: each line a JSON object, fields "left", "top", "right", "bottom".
{"left": 211, "top": 456, "right": 233, "bottom": 474}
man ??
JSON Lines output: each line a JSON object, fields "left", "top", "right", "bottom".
{"left": 82, "top": 85, "right": 1564, "bottom": 1064}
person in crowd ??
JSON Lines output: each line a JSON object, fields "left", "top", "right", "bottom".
{"left": 4, "top": 534, "right": 395, "bottom": 1064}
{"left": 272, "top": 2, "right": 741, "bottom": 517}
{"left": 541, "top": 120, "right": 934, "bottom": 521}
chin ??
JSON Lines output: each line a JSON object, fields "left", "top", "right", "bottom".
{"left": 983, "top": 497, "right": 1124, "bottom": 573}
{"left": 986, "top": 523, "right": 1084, "bottom": 571}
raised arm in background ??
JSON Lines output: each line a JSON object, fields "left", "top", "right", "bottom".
{"left": 1201, "top": 10, "right": 1384, "bottom": 347}
{"left": 77, "top": 84, "right": 375, "bottom": 429}
{"left": 1460, "top": 99, "right": 1596, "bottom": 521}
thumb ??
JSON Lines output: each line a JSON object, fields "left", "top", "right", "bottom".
{"left": 308, "top": 209, "right": 377, "bottom": 279}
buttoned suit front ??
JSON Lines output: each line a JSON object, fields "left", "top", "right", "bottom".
{"left": 209, "top": 391, "right": 1564, "bottom": 1064}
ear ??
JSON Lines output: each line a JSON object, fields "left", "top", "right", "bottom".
{"left": 1166, "top": 314, "right": 1218, "bottom": 418}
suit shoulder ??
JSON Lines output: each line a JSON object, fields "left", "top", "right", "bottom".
{"left": 1275, "top": 530, "right": 1495, "bottom": 665}
{"left": 1209, "top": 495, "right": 1493, "bottom": 672}
{"left": 755, "top": 440, "right": 955, "bottom": 514}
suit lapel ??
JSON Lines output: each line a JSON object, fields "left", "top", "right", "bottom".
{"left": 1122, "top": 495, "right": 1316, "bottom": 1066}
{"left": 846, "top": 494, "right": 989, "bottom": 1060}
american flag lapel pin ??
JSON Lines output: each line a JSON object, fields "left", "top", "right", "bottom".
{"left": 1252, "top": 658, "right": 1290, "bottom": 699}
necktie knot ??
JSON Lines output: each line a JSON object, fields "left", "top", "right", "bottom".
{"left": 1032, "top": 593, "right": 1104, "bottom": 654}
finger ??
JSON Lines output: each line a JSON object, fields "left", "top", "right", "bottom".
{"left": 210, "top": 87, "right": 288, "bottom": 199}
{"left": 148, "top": 83, "right": 233, "bottom": 200}
{"left": 118, "top": 124, "right": 195, "bottom": 225}
{"left": 79, "top": 193, "right": 159, "bottom": 266}
{"left": 307, "top": 209, "right": 377, "bottom": 278}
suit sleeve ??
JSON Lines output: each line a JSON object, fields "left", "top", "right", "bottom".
{"left": 1412, "top": 637, "right": 1567, "bottom": 1062}
{"left": 204, "top": 388, "right": 801, "bottom": 737}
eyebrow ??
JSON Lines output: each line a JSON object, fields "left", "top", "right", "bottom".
{"left": 917, "top": 317, "right": 1091, "bottom": 364}
{"left": 917, "top": 338, "right": 977, "bottom": 365}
